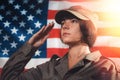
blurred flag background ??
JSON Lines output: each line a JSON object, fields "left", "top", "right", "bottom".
{"left": 0, "top": 0, "right": 120, "bottom": 73}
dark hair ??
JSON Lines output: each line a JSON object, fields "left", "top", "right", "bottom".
{"left": 80, "top": 20, "right": 97, "bottom": 47}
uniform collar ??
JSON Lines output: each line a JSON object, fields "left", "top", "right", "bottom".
{"left": 55, "top": 51, "right": 102, "bottom": 78}
{"left": 85, "top": 50, "right": 102, "bottom": 62}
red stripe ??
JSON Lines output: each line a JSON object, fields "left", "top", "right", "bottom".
{"left": 49, "top": 29, "right": 60, "bottom": 38}
{"left": 48, "top": 10, "right": 57, "bottom": 19}
{"left": 47, "top": 47, "right": 120, "bottom": 58}
{"left": 47, "top": 48, "right": 68, "bottom": 58}
{"left": 91, "top": 47, "right": 120, "bottom": 58}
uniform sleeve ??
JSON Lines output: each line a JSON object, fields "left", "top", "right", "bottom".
{"left": 0, "top": 42, "right": 42, "bottom": 80}
{"left": 93, "top": 57, "right": 120, "bottom": 80}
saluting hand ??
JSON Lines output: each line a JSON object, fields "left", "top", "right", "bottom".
{"left": 28, "top": 22, "right": 54, "bottom": 49}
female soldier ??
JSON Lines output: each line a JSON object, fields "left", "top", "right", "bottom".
{"left": 1, "top": 5, "right": 119, "bottom": 80}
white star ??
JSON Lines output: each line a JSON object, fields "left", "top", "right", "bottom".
{"left": 34, "top": 21, "right": 41, "bottom": 28}
{"left": 0, "top": 43, "right": 2, "bottom": 48}
{"left": 3, "top": 35, "right": 10, "bottom": 41}
{"left": 14, "top": 4, "right": 20, "bottom": 9}
{"left": 27, "top": 28, "right": 34, "bottom": 34}
{"left": 35, "top": 50, "right": 41, "bottom": 56}
{"left": 3, "top": 21, "right": 11, "bottom": 27}
{"left": 10, "top": 41, "right": 17, "bottom": 48}
{"left": 27, "top": 15, "right": 34, "bottom": 21}
{"left": 36, "top": 9, "right": 42, "bottom": 15}
{"left": 29, "top": 4, "right": 35, "bottom": 9}
{"left": 0, "top": 29, "right": 2, "bottom": 34}
{"left": 20, "top": 9, "right": 27, "bottom": 15}
{"left": 19, "top": 21, "right": 25, "bottom": 27}
{"left": 2, "top": 48, "right": 9, "bottom": 55}
{"left": 6, "top": 10, "right": 11, "bottom": 15}
{"left": 37, "top": 0, "right": 44, "bottom": 3}
{"left": 23, "top": 0, "right": 29, "bottom": 4}
{"left": 11, "top": 27, "right": 18, "bottom": 34}
{"left": 0, "top": 5, "right": 5, "bottom": 10}
{"left": 12, "top": 16, "right": 18, "bottom": 21}
{"left": 0, "top": 15, "right": 4, "bottom": 21}
{"left": 18, "top": 34, "right": 26, "bottom": 41}
{"left": 8, "top": 0, "right": 14, "bottom": 4}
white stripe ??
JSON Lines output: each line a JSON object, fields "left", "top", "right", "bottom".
{"left": 49, "top": 1, "right": 103, "bottom": 12}
{"left": 49, "top": 1, "right": 120, "bottom": 12}
{"left": 0, "top": 57, "right": 120, "bottom": 69}
{"left": 94, "top": 36, "right": 120, "bottom": 47}
{"left": 25, "top": 58, "right": 50, "bottom": 68}
{"left": 47, "top": 38, "right": 69, "bottom": 48}
{"left": 47, "top": 36, "right": 120, "bottom": 48}
{"left": 0, "top": 58, "right": 50, "bottom": 68}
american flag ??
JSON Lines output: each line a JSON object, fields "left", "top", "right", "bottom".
{"left": 0, "top": 0, "right": 120, "bottom": 73}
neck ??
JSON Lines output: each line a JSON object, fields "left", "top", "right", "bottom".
{"left": 68, "top": 43, "right": 90, "bottom": 59}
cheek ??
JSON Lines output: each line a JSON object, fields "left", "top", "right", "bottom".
{"left": 72, "top": 28, "right": 82, "bottom": 39}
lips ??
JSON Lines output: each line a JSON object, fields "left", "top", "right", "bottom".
{"left": 63, "top": 32, "right": 70, "bottom": 36}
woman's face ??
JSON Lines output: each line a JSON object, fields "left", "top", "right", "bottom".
{"left": 60, "top": 18, "right": 82, "bottom": 46}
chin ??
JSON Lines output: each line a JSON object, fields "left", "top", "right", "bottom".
{"left": 62, "top": 40, "right": 72, "bottom": 45}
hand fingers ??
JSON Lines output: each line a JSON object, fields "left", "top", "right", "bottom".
{"left": 36, "top": 22, "right": 54, "bottom": 35}
{"left": 43, "top": 22, "right": 54, "bottom": 35}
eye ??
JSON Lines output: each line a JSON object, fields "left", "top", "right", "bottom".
{"left": 71, "top": 18, "right": 79, "bottom": 23}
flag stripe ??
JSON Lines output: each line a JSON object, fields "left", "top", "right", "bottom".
{"left": 47, "top": 48, "right": 68, "bottom": 58}
{"left": 97, "top": 28, "right": 120, "bottom": 37}
{"left": 91, "top": 47, "right": 120, "bottom": 57}
{"left": 47, "top": 37, "right": 120, "bottom": 48}
{"left": 48, "top": 0, "right": 118, "bottom": 12}
{"left": 49, "top": 27, "right": 120, "bottom": 38}
{"left": 50, "top": 0, "right": 99, "bottom": 2}
{"left": 47, "top": 47, "right": 120, "bottom": 58}
{"left": 94, "top": 36, "right": 120, "bottom": 48}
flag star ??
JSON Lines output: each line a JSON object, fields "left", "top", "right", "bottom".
{"left": 18, "top": 34, "right": 26, "bottom": 41}
{"left": 3, "top": 21, "right": 11, "bottom": 27}
{"left": 37, "top": 0, "right": 44, "bottom": 3}
{"left": 11, "top": 27, "right": 18, "bottom": 34}
{"left": 23, "top": 0, "right": 29, "bottom": 4}
{"left": 3, "top": 35, "right": 10, "bottom": 41}
{"left": 12, "top": 16, "right": 18, "bottom": 21}
{"left": 20, "top": 9, "right": 27, "bottom": 15}
{"left": 0, "top": 5, "right": 5, "bottom": 10}
{"left": 35, "top": 50, "right": 41, "bottom": 56}
{"left": 19, "top": 21, "right": 25, "bottom": 27}
{"left": 27, "top": 15, "right": 34, "bottom": 21}
{"left": 6, "top": 10, "right": 12, "bottom": 15}
{"left": 10, "top": 41, "right": 18, "bottom": 48}
{"left": 0, "top": 15, "right": 4, "bottom": 21}
{"left": 27, "top": 28, "right": 34, "bottom": 34}
{"left": 36, "top": 9, "right": 42, "bottom": 15}
{"left": 14, "top": 4, "right": 20, "bottom": 9}
{"left": 0, "top": 29, "right": 2, "bottom": 34}
{"left": 2, "top": 48, "right": 9, "bottom": 55}
{"left": 29, "top": 4, "right": 35, "bottom": 9}
{"left": 34, "top": 21, "right": 41, "bottom": 28}
{"left": 0, "top": 43, "right": 2, "bottom": 48}
{"left": 8, "top": 0, "right": 14, "bottom": 4}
